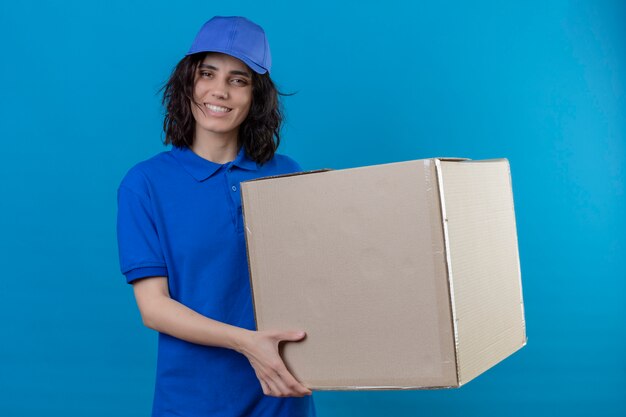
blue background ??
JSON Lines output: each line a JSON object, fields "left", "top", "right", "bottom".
{"left": 1, "top": 0, "right": 624, "bottom": 416}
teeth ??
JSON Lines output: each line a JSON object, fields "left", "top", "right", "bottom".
{"left": 205, "top": 103, "right": 231, "bottom": 113}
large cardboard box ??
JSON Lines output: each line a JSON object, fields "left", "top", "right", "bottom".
{"left": 240, "top": 157, "right": 526, "bottom": 390}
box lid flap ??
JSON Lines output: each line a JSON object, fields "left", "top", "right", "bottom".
{"left": 433, "top": 157, "right": 472, "bottom": 162}
{"left": 242, "top": 168, "right": 333, "bottom": 183}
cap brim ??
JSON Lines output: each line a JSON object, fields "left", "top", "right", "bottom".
{"left": 185, "top": 48, "right": 268, "bottom": 74}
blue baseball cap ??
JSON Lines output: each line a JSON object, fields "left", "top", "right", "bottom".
{"left": 186, "top": 16, "right": 272, "bottom": 74}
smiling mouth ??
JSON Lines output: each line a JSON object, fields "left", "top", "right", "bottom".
{"left": 204, "top": 103, "right": 232, "bottom": 113}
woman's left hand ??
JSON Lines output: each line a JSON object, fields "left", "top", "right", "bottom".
{"left": 234, "top": 328, "right": 312, "bottom": 397}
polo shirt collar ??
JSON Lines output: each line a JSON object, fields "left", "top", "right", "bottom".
{"left": 171, "top": 144, "right": 259, "bottom": 182}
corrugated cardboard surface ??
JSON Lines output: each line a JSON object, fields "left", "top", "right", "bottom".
{"left": 436, "top": 159, "right": 526, "bottom": 385}
{"left": 242, "top": 161, "right": 457, "bottom": 389}
{"left": 241, "top": 157, "right": 526, "bottom": 390}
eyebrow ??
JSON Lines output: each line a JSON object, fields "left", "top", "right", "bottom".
{"left": 199, "top": 64, "right": 251, "bottom": 78}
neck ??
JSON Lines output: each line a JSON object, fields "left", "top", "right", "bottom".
{"left": 190, "top": 129, "right": 240, "bottom": 164}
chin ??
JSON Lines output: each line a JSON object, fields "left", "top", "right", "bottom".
{"left": 198, "top": 125, "right": 239, "bottom": 136}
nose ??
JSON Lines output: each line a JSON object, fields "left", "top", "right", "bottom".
{"left": 211, "top": 88, "right": 228, "bottom": 100}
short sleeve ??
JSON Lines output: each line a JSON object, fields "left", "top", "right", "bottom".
{"left": 282, "top": 154, "right": 303, "bottom": 173}
{"left": 116, "top": 184, "right": 168, "bottom": 284}
{"left": 292, "top": 159, "right": 303, "bottom": 172}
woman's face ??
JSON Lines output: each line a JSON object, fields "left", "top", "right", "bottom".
{"left": 190, "top": 52, "right": 253, "bottom": 141}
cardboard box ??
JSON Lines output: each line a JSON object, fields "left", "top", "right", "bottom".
{"left": 240, "top": 157, "right": 526, "bottom": 390}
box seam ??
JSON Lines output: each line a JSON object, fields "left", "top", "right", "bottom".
{"left": 434, "top": 158, "right": 462, "bottom": 385}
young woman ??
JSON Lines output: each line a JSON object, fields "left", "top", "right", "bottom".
{"left": 116, "top": 16, "right": 316, "bottom": 417}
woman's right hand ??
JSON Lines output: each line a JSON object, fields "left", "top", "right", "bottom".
{"left": 235, "top": 329, "right": 312, "bottom": 397}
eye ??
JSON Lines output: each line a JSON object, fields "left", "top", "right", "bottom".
{"left": 200, "top": 71, "right": 213, "bottom": 78}
{"left": 232, "top": 78, "right": 248, "bottom": 86}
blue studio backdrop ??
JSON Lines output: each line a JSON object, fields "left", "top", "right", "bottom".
{"left": 0, "top": 1, "right": 624, "bottom": 416}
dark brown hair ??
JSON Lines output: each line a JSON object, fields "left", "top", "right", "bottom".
{"left": 158, "top": 52, "right": 294, "bottom": 165}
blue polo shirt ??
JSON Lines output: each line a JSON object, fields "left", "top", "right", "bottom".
{"left": 116, "top": 144, "right": 316, "bottom": 417}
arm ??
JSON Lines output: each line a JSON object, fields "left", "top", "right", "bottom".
{"left": 131, "top": 276, "right": 312, "bottom": 398}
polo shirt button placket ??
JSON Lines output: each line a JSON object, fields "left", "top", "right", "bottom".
{"left": 227, "top": 165, "right": 236, "bottom": 192}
